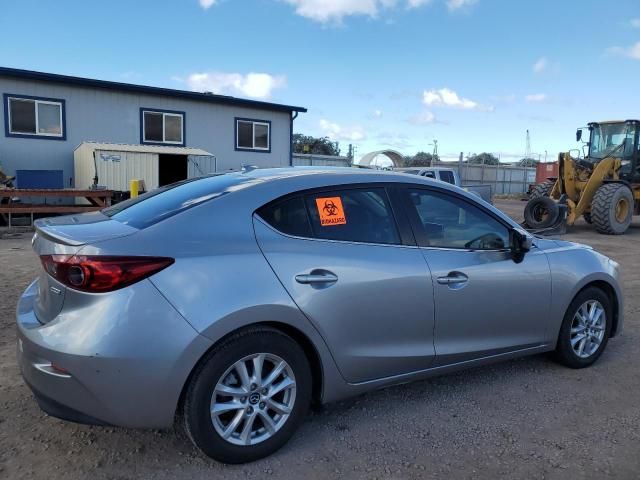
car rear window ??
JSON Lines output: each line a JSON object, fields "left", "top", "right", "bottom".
{"left": 102, "top": 174, "right": 249, "bottom": 229}
{"left": 257, "top": 196, "right": 313, "bottom": 238}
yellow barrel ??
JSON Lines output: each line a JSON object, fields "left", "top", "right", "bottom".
{"left": 130, "top": 179, "right": 140, "bottom": 198}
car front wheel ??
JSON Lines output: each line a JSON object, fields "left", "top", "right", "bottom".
{"left": 554, "top": 287, "right": 612, "bottom": 368}
{"left": 183, "top": 327, "right": 312, "bottom": 463}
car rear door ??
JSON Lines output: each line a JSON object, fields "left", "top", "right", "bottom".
{"left": 400, "top": 186, "right": 551, "bottom": 366}
{"left": 253, "top": 185, "right": 436, "bottom": 384}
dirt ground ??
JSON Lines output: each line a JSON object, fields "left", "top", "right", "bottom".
{"left": 1, "top": 199, "right": 639, "bottom": 480}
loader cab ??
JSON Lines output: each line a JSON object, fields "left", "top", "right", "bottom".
{"left": 586, "top": 120, "right": 640, "bottom": 181}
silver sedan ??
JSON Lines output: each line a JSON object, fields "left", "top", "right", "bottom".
{"left": 16, "top": 168, "right": 623, "bottom": 463}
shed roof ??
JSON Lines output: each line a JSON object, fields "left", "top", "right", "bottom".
{"left": 75, "top": 142, "right": 213, "bottom": 156}
{"left": 0, "top": 66, "right": 306, "bottom": 114}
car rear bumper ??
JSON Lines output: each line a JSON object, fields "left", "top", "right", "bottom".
{"left": 16, "top": 278, "right": 213, "bottom": 428}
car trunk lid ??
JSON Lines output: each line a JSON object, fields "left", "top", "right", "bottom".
{"left": 32, "top": 212, "right": 139, "bottom": 323}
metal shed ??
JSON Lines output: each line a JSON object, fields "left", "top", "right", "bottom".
{"left": 73, "top": 142, "right": 216, "bottom": 191}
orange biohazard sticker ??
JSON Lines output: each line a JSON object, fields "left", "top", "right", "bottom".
{"left": 315, "top": 197, "right": 347, "bottom": 226}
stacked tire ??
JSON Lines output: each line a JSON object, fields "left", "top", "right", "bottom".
{"left": 529, "top": 180, "right": 555, "bottom": 200}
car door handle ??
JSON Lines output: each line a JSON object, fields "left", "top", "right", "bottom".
{"left": 295, "top": 272, "right": 338, "bottom": 285}
{"left": 436, "top": 273, "right": 468, "bottom": 285}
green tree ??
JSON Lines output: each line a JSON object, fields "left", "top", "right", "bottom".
{"left": 467, "top": 152, "right": 499, "bottom": 165}
{"left": 519, "top": 157, "right": 539, "bottom": 167}
{"left": 403, "top": 151, "right": 439, "bottom": 167}
{"left": 292, "top": 134, "right": 341, "bottom": 156}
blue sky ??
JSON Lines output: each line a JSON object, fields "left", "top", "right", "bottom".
{"left": 2, "top": 0, "right": 640, "bottom": 162}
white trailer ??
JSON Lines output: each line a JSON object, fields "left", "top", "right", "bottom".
{"left": 73, "top": 142, "right": 216, "bottom": 192}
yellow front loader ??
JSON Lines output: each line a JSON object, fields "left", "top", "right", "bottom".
{"left": 524, "top": 120, "right": 640, "bottom": 235}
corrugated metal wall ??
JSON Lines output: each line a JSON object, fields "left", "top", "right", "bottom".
{"left": 292, "top": 153, "right": 351, "bottom": 167}
{"left": 432, "top": 161, "right": 536, "bottom": 194}
{"left": 75, "top": 146, "right": 221, "bottom": 191}
{"left": 75, "top": 145, "right": 158, "bottom": 191}
{"left": 188, "top": 155, "right": 217, "bottom": 177}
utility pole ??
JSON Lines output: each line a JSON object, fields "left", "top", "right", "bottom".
{"left": 525, "top": 129, "right": 532, "bottom": 160}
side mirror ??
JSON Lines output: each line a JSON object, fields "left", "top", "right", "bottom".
{"left": 576, "top": 129, "right": 583, "bottom": 142}
{"left": 510, "top": 229, "right": 532, "bottom": 263}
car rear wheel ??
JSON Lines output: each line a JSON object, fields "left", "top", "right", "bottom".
{"left": 183, "top": 327, "right": 312, "bottom": 463}
{"left": 554, "top": 287, "right": 612, "bottom": 368}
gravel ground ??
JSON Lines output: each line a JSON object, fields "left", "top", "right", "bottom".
{"left": 1, "top": 199, "right": 639, "bottom": 480}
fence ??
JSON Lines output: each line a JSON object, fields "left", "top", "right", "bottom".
{"left": 292, "top": 153, "right": 351, "bottom": 167}
{"left": 433, "top": 161, "right": 536, "bottom": 195}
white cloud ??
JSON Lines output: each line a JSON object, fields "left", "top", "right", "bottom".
{"left": 319, "top": 119, "right": 366, "bottom": 142}
{"left": 423, "top": 88, "right": 479, "bottom": 109}
{"left": 607, "top": 42, "right": 640, "bottom": 60}
{"left": 532, "top": 57, "right": 548, "bottom": 73}
{"left": 184, "top": 72, "right": 287, "bottom": 99}
{"left": 407, "top": 0, "right": 432, "bottom": 7}
{"left": 446, "top": 0, "right": 477, "bottom": 11}
{"left": 371, "top": 109, "right": 383, "bottom": 118}
{"left": 525, "top": 93, "right": 547, "bottom": 103}
{"left": 198, "top": 0, "right": 472, "bottom": 23}
{"left": 281, "top": 0, "right": 396, "bottom": 23}
{"left": 280, "top": 0, "right": 464, "bottom": 24}
{"left": 631, "top": 18, "right": 640, "bottom": 28}
{"left": 408, "top": 111, "right": 437, "bottom": 124}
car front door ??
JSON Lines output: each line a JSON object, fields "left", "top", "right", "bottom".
{"left": 254, "top": 185, "right": 435, "bottom": 383}
{"left": 402, "top": 186, "right": 551, "bottom": 366}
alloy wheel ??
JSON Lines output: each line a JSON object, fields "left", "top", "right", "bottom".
{"left": 570, "top": 300, "right": 606, "bottom": 359}
{"left": 210, "top": 353, "right": 297, "bottom": 446}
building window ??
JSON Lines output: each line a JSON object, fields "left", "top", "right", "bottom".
{"left": 141, "top": 109, "right": 185, "bottom": 145}
{"left": 4, "top": 94, "right": 65, "bottom": 140}
{"left": 235, "top": 118, "right": 270, "bottom": 152}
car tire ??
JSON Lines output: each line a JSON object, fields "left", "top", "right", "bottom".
{"left": 524, "top": 196, "right": 560, "bottom": 229}
{"left": 554, "top": 287, "right": 612, "bottom": 369}
{"left": 183, "top": 327, "right": 312, "bottom": 464}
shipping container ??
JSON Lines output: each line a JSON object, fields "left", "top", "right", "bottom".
{"left": 73, "top": 142, "right": 216, "bottom": 192}
{"left": 535, "top": 162, "right": 559, "bottom": 184}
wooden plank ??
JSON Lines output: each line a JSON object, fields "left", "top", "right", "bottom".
{"left": 0, "top": 189, "right": 113, "bottom": 198}
{"left": 0, "top": 206, "right": 102, "bottom": 214}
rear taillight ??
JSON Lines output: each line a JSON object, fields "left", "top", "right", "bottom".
{"left": 40, "top": 255, "right": 174, "bottom": 293}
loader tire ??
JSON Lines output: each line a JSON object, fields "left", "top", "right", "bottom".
{"left": 524, "top": 196, "right": 560, "bottom": 229}
{"left": 529, "top": 180, "right": 555, "bottom": 199}
{"left": 591, "top": 183, "right": 633, "bottom": 235}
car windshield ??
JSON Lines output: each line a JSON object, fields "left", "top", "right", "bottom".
{"left": 102, "top": 173, "right": 253, "bottom": 229}
{"left": 589, "top": 123, "right": 636, "bottom": 160}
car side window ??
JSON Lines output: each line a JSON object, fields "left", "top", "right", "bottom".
{"left": 439, "top": 171, "right": 455, "bottom": 185}
{"left": 257, "top": 196, "right": 313, "bottom": 238}
{"left": 408, "top": 189, "right": 509, "bottom": 250}
{"left": 305, "top": 188, "right": 400, "bottom": 245}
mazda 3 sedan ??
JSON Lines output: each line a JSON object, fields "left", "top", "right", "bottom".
{"left": 17, "top": 168, "right": 623, "bottom": 463}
